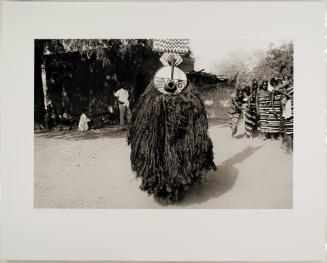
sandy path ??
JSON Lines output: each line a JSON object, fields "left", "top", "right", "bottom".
{"left": 34, "top": 122, "right": 292, "bottom": 209}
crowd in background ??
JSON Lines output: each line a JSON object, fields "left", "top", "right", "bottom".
{"left": 42, "top": 85, "right": 131, "bottom": 132}
{"left": 229, "top": 76, "right": 294, "bottom": 153}
{"left": 41, "top": 73, "right": 294, "bottom": 154}
{"left": 43, "top": 107, "right": 77, "bottom": 130}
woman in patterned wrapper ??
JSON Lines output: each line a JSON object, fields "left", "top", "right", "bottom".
{"left": 274, "top": 77, "right": 293, "bottom": 152}
{"left": 267, "top": 78, "right": 282, "bottom": 140}
{"left": 284, "top": 82, "right": 294, "bottom": 153}
{"left": 127, "top": 63, "right": 216, "bottom": 202}
{"left": 228, "top": 89, "right": 244, "bottom": 138}
{"left": 244, "top": 82, "right": 258, "bottom": 138}
{"left": 257, "top": 80, "right": 271, "bottom": 140}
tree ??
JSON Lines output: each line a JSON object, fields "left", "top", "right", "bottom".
{"left": 251, "top": 42, "right": 293, "bottom": 83}
{"left": 34, "top": 40, "right": 65, "bottom": 123}
{"left": 214, "top": 41, "right": 293, "bottom": 88}
{"left": 34, "top": 39, "right": 160, "bottom": 124}
{"left": 214, "top": 49, "right": 265, "bottom": 88}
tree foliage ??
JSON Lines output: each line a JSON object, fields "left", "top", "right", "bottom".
{"left": 215, "top": 41, "right": 293, "bottom": 87}
{"left": 251, "top": 42, "right": 293, "bottom": 82}
{"left": 34, "top": 39, "right": 160, "bottom": 122}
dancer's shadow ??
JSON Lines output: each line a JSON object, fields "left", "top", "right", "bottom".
{"left": 179, "top": 145, "right": 262, "bottom": 207}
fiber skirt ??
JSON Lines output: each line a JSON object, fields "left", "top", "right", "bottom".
{"left": 128, "top": 82, "right": 217, "bottom": 202}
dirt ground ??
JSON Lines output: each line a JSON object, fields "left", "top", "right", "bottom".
{"left": 34, "top": 119, "right": 292, "bottom": 209}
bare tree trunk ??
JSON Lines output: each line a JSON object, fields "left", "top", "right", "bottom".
{"left": 41, "top": 62, "right": 49, "bottom": 110}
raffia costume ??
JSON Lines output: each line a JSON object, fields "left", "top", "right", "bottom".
{"left": 128, "top": 40, "right": 216, "bottom": 201}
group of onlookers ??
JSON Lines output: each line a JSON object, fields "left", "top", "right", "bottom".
{"left": 44, "top": 107, "right": 76, "bottom": 130}
{"left": 42, "top": 85, "right": 132, "bottom": 132}
{"left": 229, "top": 76, "right": 294, "bottom": 153}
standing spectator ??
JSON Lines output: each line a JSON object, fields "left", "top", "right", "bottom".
{"left": 251, "top": 79, "right": 259, "bottom": 135}
{"left": 274, "top": 78, "right": 291, "bottom": 148}
{"left": 228, "top": 89, "right": 244, "bottom": 138}
{"left": 283, "top": 78, "right": 294, "bottom": 153}
{"left": 244, "top": 82, "right": 258, "bottom": 138}
{"left": 114, "top": 84, "right": 132, "bottom": 131}
{"left": 257, "top": 80, "right": 271, "bottom": 140}
{"left": 268, "top": 78, "right": 282, "bottom": 140}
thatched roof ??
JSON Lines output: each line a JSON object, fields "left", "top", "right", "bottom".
{"left": 187, "top": 70, "right": 228, "bottom": 84}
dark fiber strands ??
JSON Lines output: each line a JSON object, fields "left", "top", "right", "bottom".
{"left": 128, "top": 82, "right": 216, "bottom": 202}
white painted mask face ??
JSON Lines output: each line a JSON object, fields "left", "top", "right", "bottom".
{"left": 154, "top": 66, "right": 188, "bottom": 94}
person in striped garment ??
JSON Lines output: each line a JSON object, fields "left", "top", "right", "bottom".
{"left": 283, "top": 78, "right": 294, "bottom": 153}
{"left": 257, "top": 80, "right": 271, "bottom": 140}
{"left": 268, "top": 78, "right": 282, "bottom": 140}
{"left": 280, "top": 100, "right": 287, "bottom": 147}
{"left": 244, "top": 81, "right": 258, "bottom": 138}
{"left": 273, "top": 78, "right": 293, "bottom": 151}
{"left": 228, "top": 89, "right": 244, "bottom": 138}
{"left": 275, "top": 78, "right": 286, "bottom": 147}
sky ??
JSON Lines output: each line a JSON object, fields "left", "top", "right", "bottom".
{"left": 190, "top": 39, "right": 289, "bottom": 73}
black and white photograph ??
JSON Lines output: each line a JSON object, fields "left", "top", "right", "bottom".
{"left": 34, "top": 38, "right": 294, "bottom": 209}
{"left": 2, "top": 1, "right": 326, "bottom": 261}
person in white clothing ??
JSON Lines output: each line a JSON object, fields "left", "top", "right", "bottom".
{"left": 114, "top": 86, "right": 132, "bottom": 130}
{"left": 78, "top": 109, "right": 91, "bottom": 131}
